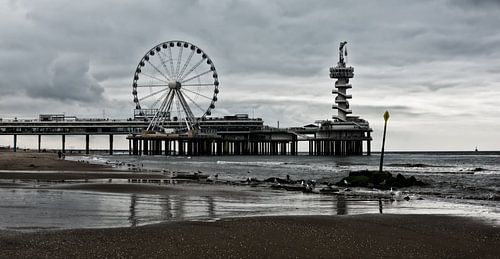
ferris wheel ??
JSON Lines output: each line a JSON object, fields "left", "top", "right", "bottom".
{"left": 132, "top": 40, "right": 219, "bottom": 132}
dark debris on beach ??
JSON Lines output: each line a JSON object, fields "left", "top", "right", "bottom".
{"left": 336, "top": 170, "right": 426, "bottom": 189}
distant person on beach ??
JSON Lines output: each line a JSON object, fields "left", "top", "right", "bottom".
{"left": 57, "top": 150, "right": 62, "bottom": 159}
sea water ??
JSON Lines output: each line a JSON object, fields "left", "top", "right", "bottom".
{"left": 92, "top": 152, "right": 499, "bottom": 202}
{"left": 0, "top": 152, "right": 498, "bottom": 230}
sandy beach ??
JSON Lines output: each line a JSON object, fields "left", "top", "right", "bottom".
{"left": 0, "top": 214, "right": 498, "bottom": 258}
{"left": 1, "top": 151, "right": 499, "bottom": 258}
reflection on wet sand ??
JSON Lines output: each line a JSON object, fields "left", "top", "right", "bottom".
{"left": 336, "top": 196, "right": 347, "bottom": 215}
{"left": 126, "top": 194, "right": 219, "bottom": 228}
{"left": 1, "top": 186, "right": 497, "bottom": 230}
{"left": 207, "top": 196, "right": 216, "bottom": 219}
{"left": 160, "top": 195, "right": 172, "bottom": 221}
{"left": 129, "top": 194, "right": 137, "bottom": 227}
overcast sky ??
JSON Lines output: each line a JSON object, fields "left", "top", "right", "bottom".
{"left": 1, "top": 0, "right": 500, "bottom": 151}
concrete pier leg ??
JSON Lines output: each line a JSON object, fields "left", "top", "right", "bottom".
{"left": 335, "top": 141, "right": 341, "bottom": 156}
{"left": 62, "top": 135, "right": 66, "bottom": 153}
{"left": 187, "top": 141, "right": 192, "bottom": 156}
{"left": 85, "top": 135, "right": 90, "bottom": 154}
{"left": 143, "top": 140, "right": 148, "bottom": 155}
{"left": 109, "top": 135, "right": 113, "bottom": 155}
{"left": 13, "top": 135, "right": 17, "bottom": 152}
{"left": 223, "top": 141, "right": 228, "bottom": 155}
{"left": 132, "top": 139, "right": 138, "bottom": 155}
{"left": 366, "top": 132, "right": 372, "bottom": 156}
{"left": 156, "top": 140, "right": 161, "bottom": 155}
{"left": 38, "top": 135, "right": 41, "bottom": 152}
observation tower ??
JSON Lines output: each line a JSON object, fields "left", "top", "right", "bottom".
{"left": 330, "top": 41, "right": 354, "bottom": 122}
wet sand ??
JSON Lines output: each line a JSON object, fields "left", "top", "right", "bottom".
{"left": 0, "top": 214, "right": 498, "bottom": 258}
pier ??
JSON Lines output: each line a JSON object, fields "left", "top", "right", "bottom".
{"left": 0, "top": 41, "right": 372, "bottom": 156}
{"left": 0, "top": 114, "right": 371, "bottom": 156}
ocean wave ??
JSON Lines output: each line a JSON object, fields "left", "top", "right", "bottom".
{"left": 387, "top": 163, "right": 452, "bottom": 168}
{"left": 216, "top": 161, "right": 288, "bottom": 166}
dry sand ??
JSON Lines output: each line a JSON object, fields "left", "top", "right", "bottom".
{"left": 0, "top": 150, "right": 111, "bottom": 171}
{"left": 0, "top": 214, "right": 498, "bottom": 258}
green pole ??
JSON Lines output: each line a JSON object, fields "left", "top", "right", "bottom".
{"left": 379, "top": 111, "right": 390, "bottom": 172}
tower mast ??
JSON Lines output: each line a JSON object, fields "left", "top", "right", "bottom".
{"left": 330, "top": 41, "right": 354, "bottom": 122}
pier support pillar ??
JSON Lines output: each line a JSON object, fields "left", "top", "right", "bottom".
{"left": 38, "top": 135, "right": 41, "bottom": 152}
{"left": 109, "top": 134, "right": 113, "bottom": 155}
{"left": 85, "top": 135, "right": 90, "bottom": 154}
{"left": 367, "top": 132, "right": 371, "bottom": 156}
{"left": 13, "top": 134, "right": 17, "bottom": 152}
{"left": 132, "top": 139, "right": 138, "bottom": 155}
{"left": 62, "top": 135, "right": 66, "bottom": 153}
{"left": 143, "top": 140, "right": 148, "bottom": 155}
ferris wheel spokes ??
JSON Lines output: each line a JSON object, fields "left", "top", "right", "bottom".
{"left": 139, "top": 88, "right": 168, "bottom": 102}
{"left": 178, "top": 49, "right": 195, "bottom": 80}
{"left": 157, "top": 51, "right": 174, "bottom": 79}
{"left": 167, "top": 47, "right": 176, "bottom": 77}
{"left": 175, "top": 47, "right": 183, "bottom": 77}
{"left": 146, "top": 60, "right": 171, "bottom": 81}
{"left": 139, "top": 73, "right": 169, "bottom": 84}
{"left": 179, "top": 58, "right": 205, "bottom": 82}
{"left": 181, "top": 69, "right": 213, "bottom": 84}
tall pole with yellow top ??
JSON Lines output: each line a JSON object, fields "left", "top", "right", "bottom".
{"left": 379, "top": 111, "right": 390, "bottom": 172}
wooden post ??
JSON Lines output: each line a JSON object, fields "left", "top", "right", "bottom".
{"left": 379, "top": 111, "right": 390, "bottom": 172}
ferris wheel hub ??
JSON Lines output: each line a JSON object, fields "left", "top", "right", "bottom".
{"left": 168, "top": 81, "right": 182, "bottom": 89}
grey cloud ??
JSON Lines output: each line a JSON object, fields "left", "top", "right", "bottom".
{"left": 353, "top": 105, "right": 423, "bottom": 118}
{"left": 26, "top": 54, "right": 104, "bottom": 103}
{"left": 450, "top": 0, "right": 500, "bottom": 8}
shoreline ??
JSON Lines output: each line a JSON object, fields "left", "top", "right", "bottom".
{"left": 1, "top": 214, "right": 498, "bottom": 258}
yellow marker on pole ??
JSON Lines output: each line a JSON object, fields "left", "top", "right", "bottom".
{"left": 379, "top": 111, "right": 390, "bottom": 172}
